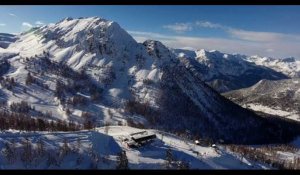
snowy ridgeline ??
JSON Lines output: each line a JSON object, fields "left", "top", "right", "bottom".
{"left": 172, "top": 49, "right": 297, "bottom": 93}
{"left": 0, "top": 126, "right": 271, "bottom": 169}
{"left": 246, "top": 55, "right": 300, "bottom": 78}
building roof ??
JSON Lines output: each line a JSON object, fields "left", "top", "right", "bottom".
{"left": 130, "top": 131, "right": 156, "bottom": 142}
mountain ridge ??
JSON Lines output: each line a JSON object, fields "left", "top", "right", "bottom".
{"left": 0, "top": 17, "right": 299, "bottom": 144}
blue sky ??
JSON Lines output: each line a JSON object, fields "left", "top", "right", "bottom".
{"left": 1, "top": 5, "right": 300, "bottom": 58}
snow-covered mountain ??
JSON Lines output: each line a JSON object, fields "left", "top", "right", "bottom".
{"left": 173, "top": 48, "right": 300, "bottom": 123}
{"left": 172, "top": 49, "right": 289, "bottom": 93}
{"left": 246, "top": 56, "right": 300, "bottom": 78}
{"left": 0, "top": 17, "right": 300, "bottom": 146}
{"left": 224, "top": 78, "right": 300, "bottom": 122}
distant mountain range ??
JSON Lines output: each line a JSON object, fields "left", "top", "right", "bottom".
{"left": 172, "top": 49, "right": 299, "bottom": 93}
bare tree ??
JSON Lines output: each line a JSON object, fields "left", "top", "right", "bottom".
{"left": 2, "top": 140, "right": 16, "bottom": 164}
{"left": 21, "top": 138, "right": 33, "bottom": 167}
{"left": 164, "top": 148, "right": 174, "bottom": 169}
{"left": 36, "top": 138, "right": 45, "bottom": 156}
{"left": 104, "top": 122, "right": 110, "bottom": 135}
{"left": 61, "top": 138, "right": 70, "bottom": 157}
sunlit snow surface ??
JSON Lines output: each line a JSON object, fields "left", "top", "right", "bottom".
{"left": 0, "top": 126, "right": 271, "bottom": 169}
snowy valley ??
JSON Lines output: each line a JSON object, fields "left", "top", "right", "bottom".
{"left": 224, "top": 78, "right": 300, "bottom": 122}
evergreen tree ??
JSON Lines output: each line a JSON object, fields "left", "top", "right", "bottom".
{"left": 10, "top": 77, "right": 15, "bottom": 86}
{"left": 49, "top": 120, "right": 55, "bottom": 131}
{"left": 76, "top": 138, "right": 81, "bottom": 152}
{"left": 72, "top": 137, "right": 81, "bottom": 153}
{"left": 82, "top": 112, "right": 94, "bottom": 130}
{"left": 11, "top": 139, "right": 17, "bottom": 156}
{"left": 178, "top": 160, "right": 190, "bottom": 169}
{"left": 76, "top": 154, "right": 84, "bottom": 166}
{"left": 164, "top": 148, "right": 174, "bottom": 169}
{"left": 25, "top": 72, "right": 34, "bottom": 85}
{"left": 46, "top": 151, "right": 59, "bottom": 167}
{"left": 61, "top": 138, "right": 70, "bottom": 157}
{"left": 2, "top": 141, "right": 16, "bottom": 164}
{"left": 37, "top": 138, "right": 45, "bottom": 156}
{"left": 66, "top": 108, "right": 71, "bottom": 116}
{"left": 116, "top": 150, "right": 129, "bottom": 169}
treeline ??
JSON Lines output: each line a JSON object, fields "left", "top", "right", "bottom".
{"left": 0, "top": 76, "right": 16, "bottom": 90}
{"left": 25, "top": 72, "right": 49, "bottom": 89}
{"left": 52, "top": 69, "right": 102, "bottom": 104}
{"left": 10, "top": 101, "right": 32, "bottom": 113}
{"left": 55, "top": 81, "right": 92, "bottom": 106}
{"left": 1, "top": 138, "right": 130, "bottom": 169}
{"left": 0, "top": 111, "right": 81, "bottom": 132}
{"left": 124, "top": 99, "right": 212, "bottom": 144}
{"left": 3, "top": 100, "right": 95, "bottom": 131}
{"left": 126, "top": 118, "right": 146, "bottom": 129}
{"left": 1, "top": 138, "right": 104, "bottom": 169}
{"left": 10, "top": 101, "right": 56, "bottom": 121}
{"left": 98, "top": 65, "right": 116, "bottom": 86}
{"left": 226, "top": 144, "right": 300, "bottom": 169}
{"left": 124, "top": 99, "right": 159, "bottom": 125}
{"left": 24, "top": 54, "right": 103, "bottom": 103}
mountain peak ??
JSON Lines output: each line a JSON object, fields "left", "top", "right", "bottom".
{"left": 195, "top": 49, "right": 208, "bottom": 58}
{"left": 142, "top": 40, "right": 174, "bottom": 62}
{"left": 143, "top": 40, "right": 167, "bottom": 50}
{"left": 7, "top": 16, "right": 138, "bottom": 69}
{"left": 64, "top": 17, "right": 73, "bottom": 21}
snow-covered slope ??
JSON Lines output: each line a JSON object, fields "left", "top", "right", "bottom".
{"left": 173, "top": 49, "right": 288, "bottom": 93}
{"left": 0, "top": 17, "right": 299, "bottom": 145}
{"left": 224, "top": 79, "right": 300, "bottom": 121}
{"left": 0, "top": 126, "right": 271, "bottom": 169}
{"left": 246, "top": 56, "right": 300, "bottom": 78}
{"left": 1, "top": 17, "right": 156, "bottom": 124}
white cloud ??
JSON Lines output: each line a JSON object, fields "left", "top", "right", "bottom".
{"left": 163, "top": 23, "right": 192, "bottom": 33}
{"left": 9, "top": 13, "right": 17, "bottom": 17}
{"left": 21, "top": 22, "right": 33, "bottom": 31}
{"left": 228, "top": 29, "right": 300, "bottom": 43}
{"left": 195, "top": 21, "right": 227, "bottom": 29}
{"left": 128, "top": 30, "right": 300, "bottom": 59}
{"left": 181, "top": 46, "right": 197, "bottom": 50}
{"left": 35, "top": 21, "right": 44, "bottom": 26}
{"left": 128, "top": 31, "right": 174, "bottom": 40}
{"left": 0, "top": 23, "right": 6, "bottom": 27}
{"left": 228, "top": 29, "right": 281, "bottom": 42}
{"left": 162, "top": 19, "right": 300, "bottom": 47}
{"left": 194, "top": 20, "right": 300, "bottom": 43}
{"left": 22, "top": 22, "right": 33, "bottom": 28}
